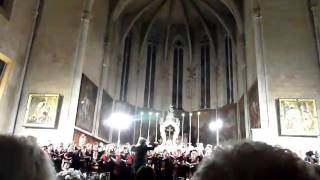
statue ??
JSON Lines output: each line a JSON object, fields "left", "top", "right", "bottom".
{"left": 160, "top": 106, "right": 180, "bottom": 146}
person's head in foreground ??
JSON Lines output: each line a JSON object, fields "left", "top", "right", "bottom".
{"left": 193, "top": 141, "right": 318, "bottom": 180}
{"left": 0, "top": 135, "right": 56, "bottom": 180}
{"left": 136, "top": 165, "right": 155, "bottom": 180}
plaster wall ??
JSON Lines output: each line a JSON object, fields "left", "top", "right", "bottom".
{"left": 252, "top": 0, "right": 320, "bottom": 156}
{"left": 82, "top": 0, "right": 108, "bottom": 87}
{"left": 244, "top": 0, "right": 257, "bottom": 89}
{"left": 0, "top": 0, "right": 37, "bottom": 133}
{"left": 14, "top": 0, "right": 85, "bottom": 145}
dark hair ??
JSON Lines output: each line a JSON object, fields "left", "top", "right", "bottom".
{"left": 135, "top": 166, "right": 155, "bottom": 180}
{"left": 194, "top": 141, "right": 318, "bottom": 180}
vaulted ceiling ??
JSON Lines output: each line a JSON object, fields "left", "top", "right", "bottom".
{"left": 108, "top": 0, "right": 242, "bottom": 61}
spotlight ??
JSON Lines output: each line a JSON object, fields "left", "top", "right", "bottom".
{"left": 197, "top": 112, "right": 201, "bottom": 115}
{"left": 149, "top": 112, "right": 153, "bottom": 116}
{"left": 106, "top": 113, "right": 132, "bottom": 130}
{"left": 182, "top": 113, "right": 185, "bottom": 117}
{"left": 216, "top": 119, "right": 223, "bottom": 129}
{"left": 209, "top": 119, "right": 223, "bottom": 131}
{"left": 140, "top": 112, "right": 144, "bottom": 116}
{"left": 209, "top": 119, "right": 223, "bottom": 146}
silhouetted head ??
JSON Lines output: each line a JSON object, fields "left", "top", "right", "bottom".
{"left": 0, "top": 135, "right": 56, "bottom": 180}
{"left": 194, "top": 141, "right": 318, "bottom": 180}
{"left": 136, "top": 166, "right": 155, "bottom": 180}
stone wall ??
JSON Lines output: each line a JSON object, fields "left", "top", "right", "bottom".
{"left": 248, "top": 0, "right": 320, "bottom": 156}
{"left": 14, "top": 0, "right": 86, "bottom": 145}
{"left": 0, "top": 0, "right": 37, "bottom": 133}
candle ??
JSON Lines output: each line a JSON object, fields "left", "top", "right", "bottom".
{"left": 147, "top": 112, "right": 152, "bottom": 140}
{"left": 139, "top": 112, "right": 143, "bottom": 138}
{"left": 197, "top": 112, "right": 200, "bottom": 144}
{"left": 181, "top": 113, "right": 185, "bottom": 145}
{"left": 155, "top": 112, "right": 159, "bottom": 142}
{"left": 189, "top": 112, "right": 192, "bottom": 144}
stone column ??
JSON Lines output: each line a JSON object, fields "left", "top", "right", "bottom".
{"left": 12, "top": 0, "right": 43, "bottom": 133}
{"left": 67, "top": 0, "right": 94, "bottom": 136}
{"left": 252, "top": 6, "right": 270, "bottom": 129}
{"left": 310, "top": 0, "right": 320, "bottom": 67}
{"left": 235, "top": 34, "right": 248, "bottom": 139}
{"left": 93, "top": 0, "right": 110, "bottom": 139}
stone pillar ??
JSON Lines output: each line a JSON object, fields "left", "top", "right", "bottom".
{"left": 93, "top": 0, "right": 110, "bottom": 138}
{"left": 235, "top": 34, "right": 248, "bottom": 139}
{"left": 310, "top": 0, "right": 320, "bottom": 67}
{"left": 252, "top": 6, "right": 270, "bottom": 129}
{"left": 11, "top": 0, "right": 43, "bottom": 134}
{"left": 67, "top": 0, "right": 94, "bottom": 138}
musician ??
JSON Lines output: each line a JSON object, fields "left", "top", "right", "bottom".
{"left": 187, "top": 150, "right": 202, "bottom": 177}
{"left": 132, "top": 138, "right": 158, "bottom": 172}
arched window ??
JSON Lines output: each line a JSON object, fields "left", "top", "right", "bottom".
{"left": 200, "top": 35, "right": 211, "bottom": 108}
{"left": 144, "top": 42, "right": 157, "bottom": 108}
{"left": 225, "top": 36, "right": 234, "bottom": 104}
{"left": 172, "top": 40, "right": 184, "bottom": 109}
{"left": 120, "top": 35, "right": 131, "bottom": 102}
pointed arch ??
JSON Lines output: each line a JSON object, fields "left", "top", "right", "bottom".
{"left": 172, "top": 37, "right": 184, "bottom": 109}
{"left": 200, "top": 34, "right": 211, "bottom": 108}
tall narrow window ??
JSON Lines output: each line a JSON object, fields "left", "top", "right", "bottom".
{"left": 120, "top": 36, "right": 131, "bottom": 102}
{"left": 144, "top": 42, "right": 156, "bottom": 108}
{"left": 172, "top": 40, "right": 184, "bottom": 109}
{"left": 200, "top": 35, "right": 211, "bottom": 108}
{"left": 225, "top": 36, "right": 234, "bottom": 104}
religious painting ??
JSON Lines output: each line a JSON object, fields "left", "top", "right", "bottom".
{"left": 239, "top": 96, "right": 246, "bottom": 138}
{"left": 23, "top": 93, "right": 61, "bottom": 128}
{"left": 247, "top": 81, "right": 261, "bottom": 128}
{"left": 75, "top": 75, "right": 98, "bottom": 133}
{"left": 98, "top": 91, "right": 113, "bottom": 141}
{"left": 0, "top": 59, "right": 6, "bottom": 81}
{"left": 278, "top": 98, "right": 318, "bottom": 136}
{"left": 0, "top": 54, "right": 12, "bottom": 99}
{"left": 218, "top": 103, "right": 238, "bottom": 141}
{"left": 197, "top": 109, "right": 216, "bottom": 145}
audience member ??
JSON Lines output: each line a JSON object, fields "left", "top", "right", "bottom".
{"left": 193, "top": 141, "right": 319, "bottom": 180}
{"left": 0, "top": 135, "right": 56, "bottom": 180}
{"left": 136, "top": 166, "right": 156, "bottom": 180}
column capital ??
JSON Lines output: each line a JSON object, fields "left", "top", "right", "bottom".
{"left": 82, "top": 12, "right": 92, "bottom": 21}
{"left": 310, "top": 0, "right": 319, "bottom": 12}
{"left": 252, "top": 7, "right": 262, "bottom": 19}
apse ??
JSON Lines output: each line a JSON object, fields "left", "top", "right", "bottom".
{"left": 106, "top": 0, "right": 238, "bottom": 113}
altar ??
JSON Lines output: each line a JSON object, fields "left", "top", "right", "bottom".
{"left": 159, "top": 106, "right": 180, "bottom": 146}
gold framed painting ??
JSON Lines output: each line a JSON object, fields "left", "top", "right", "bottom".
{"left": 278, "top": 98, "right": 319, "bottom": 136}
{"left": 24, "top": 93, "right": 61, "bottom": 128}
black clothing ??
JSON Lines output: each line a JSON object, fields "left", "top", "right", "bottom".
{"left": 132, "top": 144, "right": 155, "bottom": 171}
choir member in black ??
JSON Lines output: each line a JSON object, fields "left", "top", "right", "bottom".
{"left": 70, "top": 146, "right": 81, "bottom": 170}
{"left": 62, "top": 145, "right": 74, "bottom": 170}
{"left": 187, "top": 150, "right": 202, "bottom": 177}
{"left": 48, "top": 144, "right": 62, "bottom": 172}
{"left": 131, "top": 138, "right": 158, "bottom": 172}
{"left": 176, "top": 152, "right": 189, "bottom": 179}
{"left": 79, "top": 145, "right": 92, "bottom": 174}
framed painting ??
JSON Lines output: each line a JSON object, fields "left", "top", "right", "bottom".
{"left": 23, "top": 93, "right": 61, "bottom": 128}
{"left": 248, "top": 81, "right": 261, "bottom": 129}
{"left": 0, "top": 53, "right": 12, "bottom": 100}
{"left": 75, "top": 74, "right": 98, "bottom": 133}
{"left": 278, "top": 98, "right": 318, "bottom": 137}
{"left": 98, "top": 91, "right": 113, "bottom": 141}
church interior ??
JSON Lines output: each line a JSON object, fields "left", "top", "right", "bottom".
{"left": 0, "top": 0, "right": 320, "bottom": 179}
